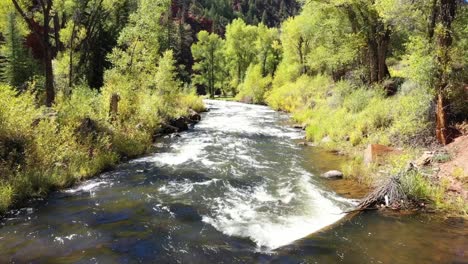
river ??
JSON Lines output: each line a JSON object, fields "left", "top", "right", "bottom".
{"left": 0, "top": 100, "right": 465, "bottom": 263}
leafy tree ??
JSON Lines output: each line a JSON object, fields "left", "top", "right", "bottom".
{"left": 236, "top": 63, "right": 272, "bottom": 104}
{"left": 10, "top": 0, "right": 60, "bottom": 106}
{"left": 255, "top": 23, "right": 280, "bottom": 77}
{"left": 108, "top": 0, "right": 169, "bottom": 76}
{"left": 224, "top": 19, "right": 258, "bottom": 92}
{"left": 155, "top": 49, "right": 181, "bottom": 95}
{"left": 191, "top": 30, "right": 224, "bottom": 98}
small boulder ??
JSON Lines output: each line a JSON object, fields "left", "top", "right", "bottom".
{"left": 170, "top": 117, "right": 189, "bottom": 131}
{"left": 292, "top": 124, "right": 306, "bottom": 130}
{"left": 298, "top": 141, "right": 316, "bottom": 147}
{"left": 321, "top": 170, "right": 344, "bottom": 179}
{"left": 160, "top": 123, "right": 179, "bottom": 134}
{"left": 188, "top": 109, "right": 201, "bottom": 123}
{"left": 414, "top": 151, "right": 434, "bottom": 167}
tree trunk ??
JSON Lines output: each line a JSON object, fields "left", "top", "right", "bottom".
{"left": 43, "top": 5, "right": 55, "bottom": 107}
{"left": 436, "top": 93, "right": 448, "bottom": 145}
{"left": 44, "top": 46, "right": 55, "bottom": 107}
{"left": 377, "top": 29, "right": 391, "bottom": 82}
{"left": 11, "top": 0, "right": 55, "bottom": 106}
{"left": 109, "top": 93, "right": 120, "bottom": 121}
{"left": 428, "top": 0, "right": 439, "bottom": 40}
{"left": 368, "top": 39, "right": 379, "bottom": 83}
{"left": 297, "top": 37, "right": 305, "bottom": 75}
{"left": 68, "top": 22, "right": 77, "bottom": 91}
{"left": 368, "top": 27, "right": 390, "bottom": 83}
{"left": 434, "top": 0, "right": 457, "bottom": 145}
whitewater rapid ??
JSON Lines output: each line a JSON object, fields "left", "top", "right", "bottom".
{"left": 132, "top": 100, "right": 354, "bottom": 250}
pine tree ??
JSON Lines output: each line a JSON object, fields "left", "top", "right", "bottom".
{"left": 2, "top": 12, "right": 37, "bottom": 89}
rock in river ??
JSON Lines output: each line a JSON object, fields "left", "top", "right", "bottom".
{"left": 321, "top": 170, "right": 344, "bottom": 179}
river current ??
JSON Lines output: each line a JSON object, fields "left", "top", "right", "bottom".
{"left": 0, "top": 100, "right": 465, "bottom": 263}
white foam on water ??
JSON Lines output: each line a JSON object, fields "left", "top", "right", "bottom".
{"left": 130, "top": 100, "right": 353, "bottom": 250}
{"left": 53, "top": 234, "right": 78, "bottom": 245}
{"left": 199, "top": 100, "right": 303, "bottom": 139}
{"left": 158, "top": 179, "right": 220, "bottom": 196}
{"left": 64, "top": 180, "right": 109, "bottom": 194}
{"left": 133, "top": 139, "right": 207, "bottom": 166}
{"left": 202, "top": 173, "right": 350, "bottom": 251}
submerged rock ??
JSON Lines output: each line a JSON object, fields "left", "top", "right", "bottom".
{"left": 321, "top": 170, "right": 344, "bottom": 179}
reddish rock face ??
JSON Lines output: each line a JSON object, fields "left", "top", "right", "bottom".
{"left": 364, "top": 144, "right": 402, "bottom": 165}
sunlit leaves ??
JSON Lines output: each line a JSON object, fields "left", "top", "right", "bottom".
{"left": 191, "top": 30, "right": 225, "bottom": 97}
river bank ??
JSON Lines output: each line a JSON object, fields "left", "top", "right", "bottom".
{"left": 0, "top": 83, "right": 205, "bottom": 214}
{"left": 0, "top": 99, "right": 465, "bottom": 263}
{"left": 216, "top": 92, "right": 467, "bottom": 216}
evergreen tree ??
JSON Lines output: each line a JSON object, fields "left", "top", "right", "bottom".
{"left": 1, "top": 12, "right": 37, "bottom": 89}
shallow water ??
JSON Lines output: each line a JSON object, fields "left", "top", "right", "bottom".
{"left": 0, "top": 100, "right": 466, "bottom": 263}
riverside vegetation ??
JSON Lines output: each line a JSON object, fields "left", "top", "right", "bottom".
{"left": 191, "top": 1, "right": 467, "bottom": 214}
{"left": 0, "top": 0, "right": 206, "bottom": 213}
{"left": 0, "top": 0, "right": 467, "bottom": 216}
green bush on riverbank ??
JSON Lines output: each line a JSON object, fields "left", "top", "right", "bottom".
{"left": 0, "top": 0, "right": 208, "bottom": 213}
{"left": 0, "top": 81, "right": 203, "bottom": 214}
{"left": 267, "top": 75, "right": 433, "bottom": 149}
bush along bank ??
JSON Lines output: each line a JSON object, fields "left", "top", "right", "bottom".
{"left": 264, "top": 75, "right": 467, "bottom": 215}
{"left": 205, "top": 2, "right": 468, "bottom": 216}
{"left": 0, "top": 53, "right": 205, "bottom": 214}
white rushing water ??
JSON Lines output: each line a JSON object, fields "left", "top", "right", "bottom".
{"left": 132, "top": 100, "right": 353, "bottom": 250}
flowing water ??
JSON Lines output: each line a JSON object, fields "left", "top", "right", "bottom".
{"left": 0, "top": 100, "right": 466, "bottom": 263}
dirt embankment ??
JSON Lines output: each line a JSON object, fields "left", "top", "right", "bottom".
{"left": 437, "top": 135, "right": 468, "bottom": 200}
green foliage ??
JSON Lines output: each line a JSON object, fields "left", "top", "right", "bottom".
{"left": 266, "top": 75, "right": 432, "bottom": 149}
{"left": 224, "top": 19, "right": 259, "bottom": 91}
{"left": 0, "top": 0, "right": 206, "bottom": 213}
{"left": 155, "top": 50, "right": 180, "bottom": 94}
{"left": 400, "top": 36, "right": 437, "bottom": 88}
{"left": 236, "top": 64, "right": 272, "bottom": 104}
{"left": 401, "top": 171, "right": 436, "bottom": 201}
{"left": 255, "top": 24, "right": 281, "bottom": 76}
{"left": 192, "top": 30, "right": 225, "bottom": 98}
{"left": 266, "top": 74, "right": 330, "bottom": 112}
{"left": 0, "top": 183, "right": 13, "bottom": 213}
{"left": 0, "top": 12, "right": 38, "bottom": 87}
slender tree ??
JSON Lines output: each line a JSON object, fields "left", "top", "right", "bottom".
{"left": 434, "top": 0, "right": 458, "bottom": 144}
{"left": 191, "top": 30, "right": 224, "bottom": 98}
{"left": 11, "top": 0, "right": 59, "bottom": 106}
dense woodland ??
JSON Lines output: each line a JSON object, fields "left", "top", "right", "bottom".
{"left": 0, "top": 0, "right": 467, "bottom": 213}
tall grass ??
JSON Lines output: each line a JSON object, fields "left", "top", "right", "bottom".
{"left": 266, "top": 75, "right": 432, "bottom": 152}
{"left": 0, "top": 81, "right": 204, "bottom": 213}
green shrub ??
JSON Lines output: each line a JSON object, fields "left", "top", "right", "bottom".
{"left": 401, "top": 171, "right": 435, "bottom": 201}
{"left": 0, "top": 74, "right": 205, "bottom": 212}
{"left": 0, "top": 183, "right": 14, "bottom": 213}
{"left": 236, "top": 64, "right": 272, "bottom": 104}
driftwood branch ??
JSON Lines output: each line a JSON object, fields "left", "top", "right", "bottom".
{"left": 356, "top": 163, "right": 415, "bottom": 210}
